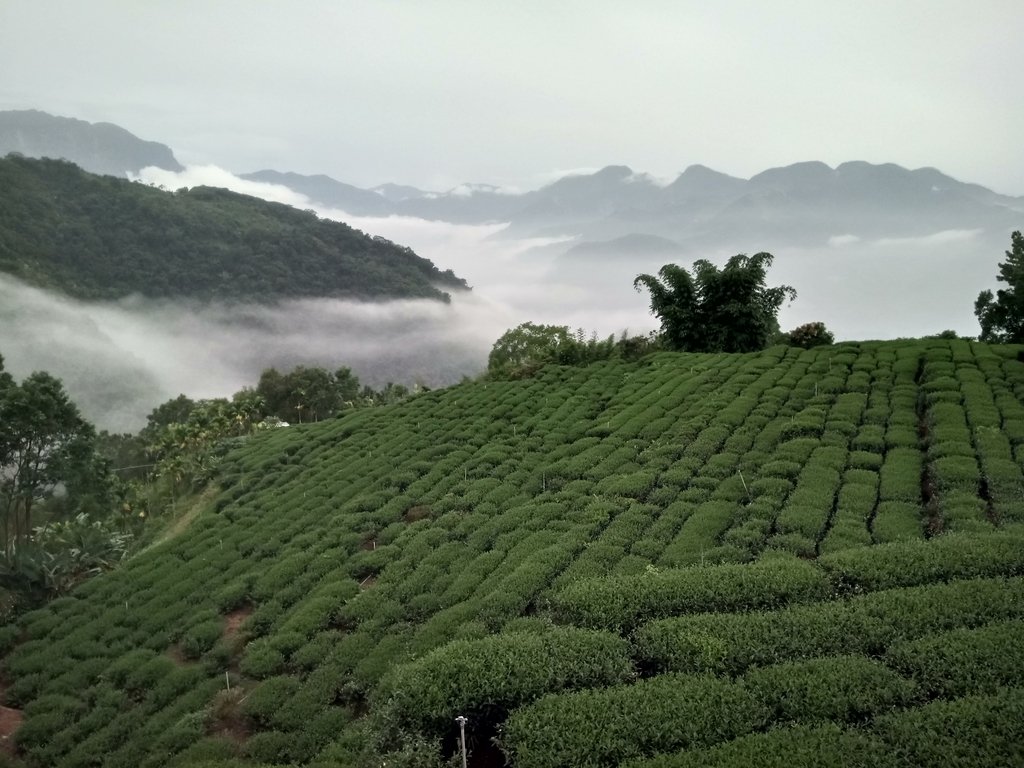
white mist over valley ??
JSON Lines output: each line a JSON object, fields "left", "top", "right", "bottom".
{"left": 0, "top": 161, "right": 1010, "bottom": 432}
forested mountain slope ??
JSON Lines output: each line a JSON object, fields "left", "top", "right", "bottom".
{"left": 0, "top": 155, "right": 467, "bottom": 302}
{"left": 3, "top": 340, "right": 1024, "bottom": 767}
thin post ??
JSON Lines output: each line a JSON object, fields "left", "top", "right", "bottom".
{"left": 456, "top": 716, "right": 468, "bottom": 768}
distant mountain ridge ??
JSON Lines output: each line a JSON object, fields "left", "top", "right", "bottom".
{"left": 257, "top": 160, "right": 1024, "bottom": 252}
{"left": 7, "top": 110, "right": 1021, "bottom": 256}
{"left": 0, "top": 109, "right": 183, "bottom": 177}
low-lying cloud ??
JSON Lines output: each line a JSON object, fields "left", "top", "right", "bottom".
{"left": 1, "top": 164, "right": 1008, "bottom": 432}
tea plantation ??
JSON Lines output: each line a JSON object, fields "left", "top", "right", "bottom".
{"left": 3, "top": 339, "right": 1024, "bottom": 767}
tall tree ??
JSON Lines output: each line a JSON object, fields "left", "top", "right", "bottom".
{"left": 487, "top": 323, "right": 574, "bottom": 377}
{"left": 634, "top": 253, "right": 796, "bottom": 353}
{"left": 256, "top": 366, "right": 363, "bottom": 423}
{"left": 0, "top": 369, "right": 107, "bottom": 559}
{"left": 975, "top": 231, "right": 1024, "bottom": 343}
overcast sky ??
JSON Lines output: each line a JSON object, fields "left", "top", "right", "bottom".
{"left": 2, "top": 0, "right": 1022, "bottom": 194}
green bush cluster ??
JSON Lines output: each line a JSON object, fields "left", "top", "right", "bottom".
{"left": 885, "top": 619, "right": 1024, "bottom": 697}
{"left": 820, "top": 528, "right": 1024, "bottom": 591}
{"left": 635, "top": 576, "right": 1024, "bottom": 675}
{"left": 373, "top": 627, "right": 634, "bottom": 732}
{"left": 621, "top": 724, "right": 898, "bottom": 768}
{"left": 501, "top": 674, "right": 767, "bottom": 768}
{"left": 872, "top": 686, "right": 1024, "bottom": 767}
{"left": 5, "top": 339, "right": 1024, "bottom": 766}
{"left": 552, "top": 556, "right": 829, "bottom": 630}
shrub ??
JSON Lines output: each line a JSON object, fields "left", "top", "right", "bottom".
{"left": 373, "top": 626, "right": 634, "bottom": 732}
{"left": 552, "top": 556, "right": 830, "bottom": 631}
{"left": 180, "top": 618, "right": 223, "bottom": 659}
{"left": 820, "top": 528, "right": 1024, "bottom": 591}
{"left": 885, "top": 619, "right": 1024, "bottom": 697}
{"left": 501, "top": 674, "right": 767, "bottom": 768}
{"left": 744, "top": 655, "right": 916, "bottom": 722}
{"left": 872, "top": 687, "right": 1024, "bottom": 767}
{"left": 620, "top": 723, "right": 897, "bottom": 768}
{"left": 635, "top": 576, "right": 1024, "bottom": 676}
{"left": 238, "top": 638, "right": 286, "bottom": 679}
{"left": 242, "top": 675, "right": 302, "bottom": 727}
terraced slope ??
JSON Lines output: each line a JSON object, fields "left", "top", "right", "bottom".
{"left": 3, "top": 339, "right": 1024, "bottom": 767}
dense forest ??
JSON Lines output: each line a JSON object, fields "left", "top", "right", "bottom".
{"left": 0, "top": 155, "right": 468, "bottom": 303}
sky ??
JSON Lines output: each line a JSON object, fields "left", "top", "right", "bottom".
{"left": 2, "top": 0, "right": 1023, "bottom": 194}
{"left": 1, "top": 1, "right": 1022, "bottom": 429}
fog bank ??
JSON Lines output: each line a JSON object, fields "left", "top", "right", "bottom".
{"left": 1, "top": 166, "right": 1008, "bottom": 432}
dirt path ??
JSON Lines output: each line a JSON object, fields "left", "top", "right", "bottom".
{"left": 223, "top": 606, "right": 254, "bottom": 642}
{"left": 0, "top": 705, "right": 23, "bottom": 754}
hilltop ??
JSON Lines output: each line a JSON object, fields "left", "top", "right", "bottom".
{"left": 0, "top": 109, "right": 183, "bottom": 177}
{"left": 0, "top": 155, "right": 468, "bottom": 303}
{"left": 2, "top": 338, "right": 1024, "bottom": 767}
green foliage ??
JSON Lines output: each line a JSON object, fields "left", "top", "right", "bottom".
{"left": 635, "top": 576, "right": 1024, "bottom": 676}
{"left": 0, "top": 154, "right": 468, "bottom": 302}
{"left": 634, "top": 252, "right": 796, "bottom": 352}
{"left": 783, "top": 322, "right": 836, "bottom": 349}
{"left": 0, "top": 362, "right": 117, "bottom": 611}
{"left": 487, "top": 323, "right": 653, "bottom": 378}
{"left": 374, "top": 626, "right": 634, "bottom": 733}
{"left": 501, "top": 674, "right": 767, "bottom": 768}
{"left": 148, "top": 391, "right": 266, "bottom": 492}
{"left": 820, "top": 528, "right": 1024, "bottom": 591}
{"left": 744, "top": 655, "right": 916, "bottom": 722}
{"left": 872, "top": 687, "right": 1024, "bottom": 767}
{"left": 622, "top": 723, "right": 898, "bottom": 768}
{"left": 885, "top": 619, "right": 1024, "bottom": 697}
{"left": 4, "top": 338, "right": 1024, "bottom": 766}
{"left": 552, "top": 556, "right": 830, "bottom": 631}
{"left": 976, "top": 230, "right": 1024, "bottom": 343}
{"left": 487, "top": 323, "right": 575, "bottom": 377}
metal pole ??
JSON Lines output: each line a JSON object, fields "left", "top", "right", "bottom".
{"left": 455, "top": 716, "right": 468, "bottom": 768}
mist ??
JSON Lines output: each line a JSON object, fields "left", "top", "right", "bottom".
{"left": 1, "top": 165, "right": 1007, "bottom": 432}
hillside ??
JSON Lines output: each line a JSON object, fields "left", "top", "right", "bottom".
{"left": 0, "top": 109, "right": 183, "bottom": 177}
{"left": 0, "top": 155, "right": 468, "bottom": 302}
{"left": 3, "top": 339, "right": 1024, "bottom": 767}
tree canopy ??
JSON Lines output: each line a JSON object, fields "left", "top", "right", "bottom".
{"left": 486, "top": 323, "right": 658, "bottom": 379}
{"left": 634, "top": 253, "right": 796, "bottom": 353}
{"left": 0, "top": 366, "right": 109, "bottom": 559}
{"left": 0, "top": 358, "right": 120, "bottom": 612}
{"left": 975, "top": 231, "right": 1024, "bottom": 344}
{"left": 783, "top": 321, "right": 835, "bottom": 349}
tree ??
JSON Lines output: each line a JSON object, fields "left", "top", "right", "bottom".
{"left": 0, "top": 369, "right": 109, "bottom": 560}
{"left": 149, "top": 392, "right": 266, "bottom": 491}
{"left": 634, "top": 253, "right": 796, "bottom": 353}
{"left": 783, "top": 322, "right": 835, "bottom": 349}
{"left": 975, "top": 231, "right": 1024, "bottom": 343}
{"left": 487, "top": 323, "right": 574, "bottom": 378}
{"left": 256, "top": 365, "right": 365, "bottom": 423}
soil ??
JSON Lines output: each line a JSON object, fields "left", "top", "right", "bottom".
{"left": 166, "top": 644, "right": 190, "bottom": 667}
{"left": 223, "top": 605, "right": 254, "bottom": 642}
{"left": 404, "top": 505, "right": 431, "bottom": 523}
{"left": 209, "top": 689, "right": 249, "bottom": 746}
{"left": 359, "top": 574, "right": 378, "bottom": 590}
{"left": 212, "top": 719, "right": 249, "bottom": 746}
{"left": 0, "top": 705, "right": 23, "bottom": 754}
